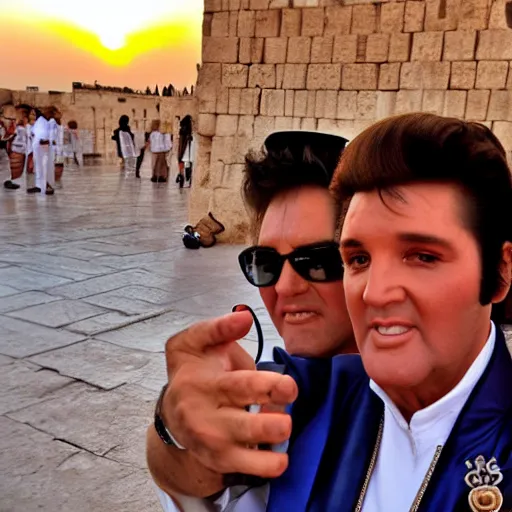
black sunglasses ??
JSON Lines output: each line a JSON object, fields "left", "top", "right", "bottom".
{"left": 238, "top": 241, "right": 343, "bottom": 288}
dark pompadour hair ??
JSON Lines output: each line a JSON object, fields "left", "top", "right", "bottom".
{"left": 330, "top": 112, "right": 512, "bottom": 310}
{"left": 242, "top": 131, "right": 347, "bottom": 239}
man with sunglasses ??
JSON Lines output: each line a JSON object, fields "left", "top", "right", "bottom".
{"left": 148, "top": 113, "right": 512, "bottom": 511}
{"left": 148, "top": 130, "right": 358, "bottom": 510}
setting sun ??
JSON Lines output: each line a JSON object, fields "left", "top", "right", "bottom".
{"left": 0, "top": 0, "right": 203, "bottom": 91}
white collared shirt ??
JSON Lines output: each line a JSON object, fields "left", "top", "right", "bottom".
{"left": 156, "top": 323, "right": 496, "bottom": 512}
{"left": 363, "top": 322, "right": 495, "bottom": 512}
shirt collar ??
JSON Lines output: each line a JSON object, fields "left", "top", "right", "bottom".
{"left": 370, "top": 322, "right": 496, "bottom": 439}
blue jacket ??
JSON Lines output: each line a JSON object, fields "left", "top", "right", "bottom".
{"left": 267, "top": 328, "right": 512, "bottom": 511}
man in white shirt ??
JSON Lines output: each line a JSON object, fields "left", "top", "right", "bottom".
{"left": 150, "top": 114, "right": 512, "bottom": 512}
{"left": 32, "top": 107, "right": 56, "bottom": 195}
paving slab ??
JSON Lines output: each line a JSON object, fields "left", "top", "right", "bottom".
{"left": 0, "top": 360, "right": 77, "bottom": 415}
{"left": 0, "top": 316, "right": 86, "bottom": 358}
{"left": 0, "top": 284, "right": 20, "bottom": 297}
{"left": 0, "top": 290, "right": 62, "bottom": 314}
{"left": 8, "top": 383, "right": 155, "bottom": 469}
{"left": 0, "top": 266, "right": 73, "bottom": 291}
{"left": 29, "top": 339, "right": 162, "bottom": 390}
{"left": 0, "top": 417, "right": 160, "bottom": 512}
{"left": 7, "top": 299, "right": 108, "bottom": 328}
{"left": 64, "top": 311, "right": 151, "bottom": 335}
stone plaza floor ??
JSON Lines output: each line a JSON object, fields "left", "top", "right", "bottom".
{"left": 0, "top": 163, "right": 282, "bottom": 511}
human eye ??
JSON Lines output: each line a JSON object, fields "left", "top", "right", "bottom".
{"left": 404, "top": 251, "right": 440, "bottom": 265}
{"left": 343, "top": 253, "right": 370, "bottom": 270}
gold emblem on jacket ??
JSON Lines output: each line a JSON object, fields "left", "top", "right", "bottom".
{"left": 465, "top": 455, "right": 504, "bottom": 512}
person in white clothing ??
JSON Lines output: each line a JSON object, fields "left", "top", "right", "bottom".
{"left": 49, "top": 109, "right": 65, "bottom": 187}
{"left": 32, "top": 106, "right": 56, "bottom": 195}
{"left": 146, "top": 114, "right": 512, "bottom": 512}
{"left": 4, "top": 105, "right": 31, "bottom": 190}
{"left": 149, "top": 119, "right": 172, "bottom": 183}
{"left": 25, "top": 108, "right": 37, "bottom": 193}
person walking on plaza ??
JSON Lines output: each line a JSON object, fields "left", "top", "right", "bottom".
{"left": 149, "top": 119, "right": 171, "bottom": 183}
{"left": 112, "top": 115, "right": 134, "bottom": 172}
{"left": 63, "top": 120, "right": 83, "bottom": 170}
{"left": 176, "top": 115, "right": 194, "bottom": 188}
{"left": 33, "top": 106, "right": 56, "bottom": 195}
{"left": 49, "top": 109, "right": 64, "bottom": 188}
{"left": 25, "top": 108, "right": 37, "bottom": 193}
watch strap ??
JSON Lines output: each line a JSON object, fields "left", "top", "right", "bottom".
{"left": 154, "top": 383, "right": 186, "bottom": 450}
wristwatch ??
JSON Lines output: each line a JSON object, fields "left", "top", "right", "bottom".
{"left": 154, "top": 383, "right": 186, "bottom": 450}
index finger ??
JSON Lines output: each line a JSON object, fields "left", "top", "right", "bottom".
{"left": 165, "top": 311, "right": 254, "bottom": 372}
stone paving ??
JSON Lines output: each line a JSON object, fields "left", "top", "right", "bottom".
{"left": 0, "top": 162, "right": 282, "bottom": 512}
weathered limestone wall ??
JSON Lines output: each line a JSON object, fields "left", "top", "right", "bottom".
{"left": 1, "top": 88, "right": 198, "bottom": 163}
{"left": 190, "top": 0, "right": 512, "bottom": 243}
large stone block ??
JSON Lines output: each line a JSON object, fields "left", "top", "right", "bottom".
{"left": 287, "top": 37, "right": 312, "bottom": 63}
{"left": 205, "top": 0, "right": 222, "bottom": 12}
{"left": 248, "top": 64, "right": 276, "bottom": 88}
{"left": 508, "top": 63, "right": 512, "bottom": 89}
{"left": 458, "top": 0, "right": 489, "bottom": 30}
{"left": 379, "top": 63, "right": 401, "bottom": 90}
{"left": 323, "top": 90, "right": 338, "bottom": 119}
{"left": 275, "top": 116, "right": 294, "bottom": 130}
{"left": 294, "top": 0, "right": 320, "bottom": 6}
{"left": 422, "top": 89, "right": 445, "bottom": 115}
{"left": 366, "top": 34, "right": 390, "bottom": 63}
{"left": 317, "top": 118, "right": 339, "bottom": 133}
{"left": 465, "top": 89, "right": 490, "bottom": 120}
{"left": 395, "top": 90, "right": 423, "bottom": 114}
{"left": 292, "top": 117, "right": 301, "bottom": 129}
{"left": 315, "top": 90, "right": 326, "bottom": 118}
{"left": 475, "top": 61, "right": 509, "bottom": 89}
{"left": 325, "top": 6, "right": 352, "bottom": 36}
{"left": 302, "top": 8, "right": 325, "bottom": 36}
{"left": 254, "top": 116, "right": 276, "bottom": 138}
{"left": 281, "top": 9, "right": 302, "bottom": 37}
{"left": 216, "top": 87, "right": 229, "bottom": 114}
{"left": 260, "top": 89, "right": 285, "bottom": 116}
{"left": 400, "top": 62, "right": 450, "bottom": 89}
{"left": 238, "top": 10, "right": 256, "bottom": 37}
{"left": 342, "top": 64, "right": 378, "bottom": 90}
{"left": 332, "top": 35, "right": 358, "bottom": 63}
{"left": 381, "top": 3, "right": 405, "bottom": 33}
{"left": 255, "top": 10, "right": 281, "bottom": 37}
{"left": 229, "top": 12, "right": 239, "bottom": 36}
{"left": 264, "top": 38, "right": 288, "bottom": 63}
{"left": 203, "top": 37, "right": 239, "bottom": 63}
{"left": 424, "top": 0, "right": 461, "bottom": 31}
{"left": 487, "top": 91, "right": 512, "bottom": 121}
{"left": 239, "top": 38, "right": 264, "bottom": 63}
{"left": 216, "top": 115, "right": 239, "bottom": 136}
{"left": 311, "top": 37, "right": 334, "bottom": 63}
{"left": 306, "top": 90, "right": 316, "bottom": 117}
{"left": 376, "top": 91, "right": 397, "bottom": 119}
{"left": 222, "top": 64, "right": 249, "bottom": 88}
{"left": 389, "top": 33, "right": 412, "bottom": 62}
{"left": 301, "top": 117, "right": 317, "bottom": 131}
{"left": 240, "top": 88, "right": 261, "bottom": 115}
{"left": 209, "top": 188, "right": 248, "bottom": 243}
{"left": 203, "top": 14, "right": 213, "bottom": 36}
{"left": 443, "top": 90, "right": 467, "bottom": 118}
{"left": 293, "top": 90, "right": 308, "bottom": 117}
{"left": 351, "top": 4, "right": 377, "bottom": 35}
{"left": 443, "top": 30, "right": 477, "bottom": 61}
{"left": 250, "top": 0, "right": 270, "bottom": 8}
{"left": 229, "top": 0, "right": 241, "bottom": 9}
{"left": 337, "top": 91, "right": 357, "bottom": 120}
{"left": 476, "top": 30, "right": 512, "bottom": 60}
{"left": 405, "top": 1, "right": 426, "bottom": 32}
{"left": 212, "top": 12, "right": 230, "bottom": 37}
{"left": 197, "top": 114, "right": 217, "bottom": 137}
{"left": 356, "top": 91, "right": 377, "bottom": 120}
{"left": 238, "top": 115, "right": 255, "bottom": 138}
{"left": 450, "top": 61, "right": 477, "bottom": 89}
{"left": 228, "top": 89, "right": 242, "bottom": 114}
{"left": 489, "top": 0, "right": 511, "bottom": 29}
{"left": 276, "top": 64, "right": 285, "bottom": 88}
{"left": 411, "top": 31, "right": 444, "bottom": 61}
{"left": 493, "top": 121, "right": 512, "bottom": 150}
{"left": 211, "top": 136, "right": 235, "bottom": 164}
{"left": 282, "top": 64, "right": 308, "bottom": 89}
{"left": 307, "top": 64, "right": 342, "bottom": 89}
{"left": 285, "top": 90, "right": 294, "bottom": 116}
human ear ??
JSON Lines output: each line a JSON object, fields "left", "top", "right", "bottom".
{"left": 492, "top": 241, "right": 512, "bottom": 303}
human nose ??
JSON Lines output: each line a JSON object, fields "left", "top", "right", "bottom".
{"left": 274, "top": 260, "right": 309, "bottom": 297}
{"left": 362, "top": 260, "right": 406, "bottom": 307}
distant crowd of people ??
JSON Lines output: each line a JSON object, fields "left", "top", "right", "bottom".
{"left": 0, "top": 104, "right": 82, "bottom": 195}
{"left": 111, "top": 114, "right": 195, "bottom": 188}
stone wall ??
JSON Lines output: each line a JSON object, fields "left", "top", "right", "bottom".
{"left": 190, "top": 0, "right": 512, "bottom": 242}
{"left": 1, "top": 88, "right": 198, "bottom": 163}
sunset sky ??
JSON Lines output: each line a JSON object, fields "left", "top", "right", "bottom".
{"left": 0, "top": 0, "right": 203, "bottom": 92}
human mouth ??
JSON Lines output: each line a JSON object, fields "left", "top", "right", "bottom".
{"left": 284, "top": 311, "right": 318, "bottom": 324}
{"left": 375, "top": 325, "right": 411, "bottom": 336}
